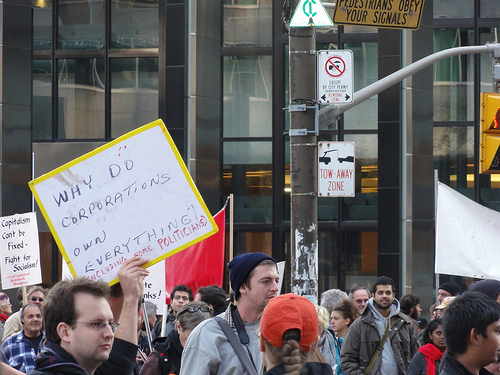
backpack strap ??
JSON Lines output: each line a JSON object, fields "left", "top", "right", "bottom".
{"left": 214, "top": 317, "right": 258, "bottom": 375}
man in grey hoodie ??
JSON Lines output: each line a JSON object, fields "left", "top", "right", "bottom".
{"left": 340, "top": 276, "right": 419, "bottom": 375}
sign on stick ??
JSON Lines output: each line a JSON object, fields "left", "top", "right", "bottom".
{"left": 29, "top": 119, "right": 218, "bottom": 285}
{"left": 0, "top": 212, "right": 42, "bottom": 289}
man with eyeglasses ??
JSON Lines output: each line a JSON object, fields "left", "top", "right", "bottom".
{"left": 1, "top": 303, "right": 44, "bottom": 373}
{"left": 2, "top": 285, "right": 45, "bottom": 342}
{"left": 30, "top": 277, "right": 116, "bottom": 375}
{"left": 349, "top": 286, "right": 371, "bottom": 318}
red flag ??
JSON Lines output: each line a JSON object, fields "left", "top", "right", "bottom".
{"left": 164, "top": 207, "right": 225, "bottom": 303}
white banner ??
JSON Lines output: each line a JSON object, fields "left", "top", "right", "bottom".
{"left": 0, "top": 212, "right": 42, "bottom": 289}
{"left": 436, "top": 182, "right": 500, "bottom": 279}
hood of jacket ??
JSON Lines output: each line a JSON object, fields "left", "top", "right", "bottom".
{"left": 34, "top": 341, "right": 89, "bottom": 375}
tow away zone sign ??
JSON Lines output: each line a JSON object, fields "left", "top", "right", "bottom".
{"left": 333, "top": 0, "right": 425, "bottom": 30}
{"left": 318, "top": 142, "right": 355, "bottom": 197}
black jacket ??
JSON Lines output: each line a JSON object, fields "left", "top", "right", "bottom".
{"left": 139, "top": 329, "right": 183, "bottom": 375}
{"left": 439, "top": 352, "right": 492, "bottom": 375}
{"left": 264, "top": 362, "right": 333, "bottom": 374}
{"left": 30, "top": 341, "right": 88, "bottom": 375}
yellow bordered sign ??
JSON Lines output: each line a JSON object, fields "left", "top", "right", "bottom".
{"left": 333, "top": 0, "right": 425, "bottom": 30}
{"left": 29, "top": 119, "right": 218, "bottom": 285}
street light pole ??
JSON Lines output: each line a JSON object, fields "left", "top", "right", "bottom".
{"left": 288, "top": 16, "right": 319, "bottom": 302}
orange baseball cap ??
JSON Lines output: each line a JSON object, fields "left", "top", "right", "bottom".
{"left": 260, "top": 293, "right": 319, "bottom": 352}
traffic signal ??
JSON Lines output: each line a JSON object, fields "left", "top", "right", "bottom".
{"left": 480, "top": 92, "right": 500, "bottom": 173}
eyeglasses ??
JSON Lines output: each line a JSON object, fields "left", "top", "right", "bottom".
{"left": 355, "top": 299, "right": 369, "bottom": 304}
{"left": 71, "top": 321, "right": 119, "bottom": 332}
{"left": 30, "top": 297, "right": 44, "bottom": 303}
{"left": 178, "top": 305, "right": 212, "bottom": 316}
{"left": 1, "top": 302, "right": 12, "bottom": 306}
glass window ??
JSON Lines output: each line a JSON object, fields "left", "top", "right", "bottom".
{"left": 480, "top": 1, "right": 500, "bottom": 18}
{"left": 33, "top": 0, "right": 53, "bottom": 50}
{"left": 318, "top": 230, "right": 340, "bottom": 292}
{"left": 344, "top": 231, "right": 378, "bottom": 290}
{"left": 434, "top": 0, "right": 473, "bottom": 19}
{"left": 223, "top": 56, "right": 272, "bottom": 137}
{"left": 58, "top": 0, "right": 105, "bottom": 50}
{"left": 57, "top": 58, "right": 105, "bottom": 139}
{"left": 343, "top": 42, "right": 378, "bottom": 130}
{"left": 111, "top": 58, "right": 159, "bottom": 138}
{"left": 433, "top": 29, "right": 474, "bottom": 122}
{"left": 433, "top": 126, "right": 474, "bottom": 190}
{"left": 111, "top": 0, "right": 159, "bottom": 48}
{"left": 232, "top": 232, "right": 273, "bottom": 257}
{"left": 223, "top": 0, "right": 272, "bottom": 47}
{"left": 223, "top": 141, "right": 272, "bottom": 223}
{"left": 343, "top": 134, "right": 378, "bottom": 220}
{"left": 33, "top": 60, "right": 53, "bottom": 140}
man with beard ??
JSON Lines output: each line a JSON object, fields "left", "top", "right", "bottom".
{"left": 180, "top": 252, "right": 279, "bottom": 375}
{"left": 340, "top": 276, "right": 419, "bottom": 375}
{"left": 1, "top": 303, "right": 44, "bottom": 373}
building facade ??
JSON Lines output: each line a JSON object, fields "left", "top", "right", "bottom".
{"left": 0, "top": 0, "right": 498, "bottom": 311}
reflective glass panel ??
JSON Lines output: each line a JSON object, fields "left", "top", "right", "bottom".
{"left": 57, "top": 58, "right": 105, "bottom": 139}
{"left": 111, "top": 58, "right": 159, "bottom": 138}
{"left": 223, "top": 0, "right": 272, "bottom": 47}
{"left": 111, "top": 0, "right": 159, "bottom": 48}
{"left": 433, "top": 126, "right": 474, "bottom": 190}
{"left": 343, "top": 42, "right": 378, "bottom": 130}
{"left": 480, "top": 28, "right": 500, "bottom": 94}
{"left": 318, "top": 230, "right": 340, "bottom": 291}
{"left": 344, "top": 231, "right": 378, "bottom": 290}
{"left": 434, "top": 0, "right": 473, "bottom": 19}
{"left": 232, "top": 232, "right": 272, "bottom": 257}
{"left": 33, "top": 0, "right": 52, "bottom": 50}
{"left": 33, "top": 60, "right": 53, "bottom": 140}
{"left": 58, "top": 0, "right": 105, "bottom": 50}
{"left": 433, "top": 29, "right": 474, "bottom": 121}
{"left": 343, "top": 134, "right": 378, "bottom": 220}
{"left": 480, "top": 1, "right": 500, "bottom": 18}
{"left": 223, "top": 56, "right": 272, "bottom": 137}
{"left": 223, "top": 141, "right": 272, "bottom": 223}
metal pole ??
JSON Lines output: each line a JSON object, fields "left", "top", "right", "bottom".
{"left": 289, "top": 20, "right": 319, "bottom": 302}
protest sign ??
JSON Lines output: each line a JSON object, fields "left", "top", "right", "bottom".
{"left": 143, "top": 260, "right": 166, "bottom": 315}
{"left": 0, "top": 212, "right": 42, "bottom": 289}
{"left": 29, "top": 119, "right": 218, "bottom": 284}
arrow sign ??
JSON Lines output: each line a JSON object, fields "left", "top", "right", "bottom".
{"left": 290, "top": 0, "right": 333, "bottom": 27}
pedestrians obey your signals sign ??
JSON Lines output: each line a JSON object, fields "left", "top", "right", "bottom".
{"left": 317, "top": 50, "right": 353, "bottom": 104}
{"left": 333, "top": 0, "right": 425, "bottom": 30}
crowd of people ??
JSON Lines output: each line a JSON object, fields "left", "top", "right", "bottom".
{"left": 1, "top": 253, "right": 500, "bottom": 375}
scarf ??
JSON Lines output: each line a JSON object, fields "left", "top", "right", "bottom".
{"left": 418, "top": 343, "right": 444, "bottom": 375}
{"left": 0, "top": 313, "right": 8, "bottom": 323}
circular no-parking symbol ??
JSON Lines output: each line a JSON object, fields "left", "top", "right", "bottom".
{"left": 325, "top": 56, "right": 346, "bottom": 77}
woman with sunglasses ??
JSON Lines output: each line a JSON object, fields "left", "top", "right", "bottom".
{"left": 407, "top": 318, "right": 446, "bottom": 375}
{"left": 140, "top": 301, "right": 212, "bottom": 375}
{"left": 0, "top": 292, "right": 13, "bottom": 340}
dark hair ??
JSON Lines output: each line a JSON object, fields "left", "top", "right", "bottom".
{"left": 20, "top": 303, "right": 42, "bottom": 324}
{"left": 423, "top": 318, "right": 442, "bottom": 345}
{"left": 43, "top": 278, "right": 110, "bottom": 345}
{"left": 400, "top": 294, "right": 420, "bottom": 315}
{"left": 443, "top": 292, "right": 500, "bottom": 355}
{"left": 372, "top": 276, "right": 396, "bottom": 295}
{"left": 197, "top": 285, "right": 229, "bottom": 314}
{"left": 240, "top": 259, "right": 277, "bottom": 299}
{"left": 333, "top": 299, "right": 357, "bottom": 327}
{"left": 171, "top": 284, "right": 194, "bottom": 301}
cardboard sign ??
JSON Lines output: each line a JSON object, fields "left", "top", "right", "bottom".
{"left": 29, "top": 119, "right": 218, "bottom": 284}
{"left": 143, "top": 260, "right": 166, "bottom": 315}
{"left": 0, "top": 212, "right": 42, "bottom": 289}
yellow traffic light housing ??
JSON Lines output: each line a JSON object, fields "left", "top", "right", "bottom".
{"left": 480, "top": 92, "right": 500, "bottom": 173}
